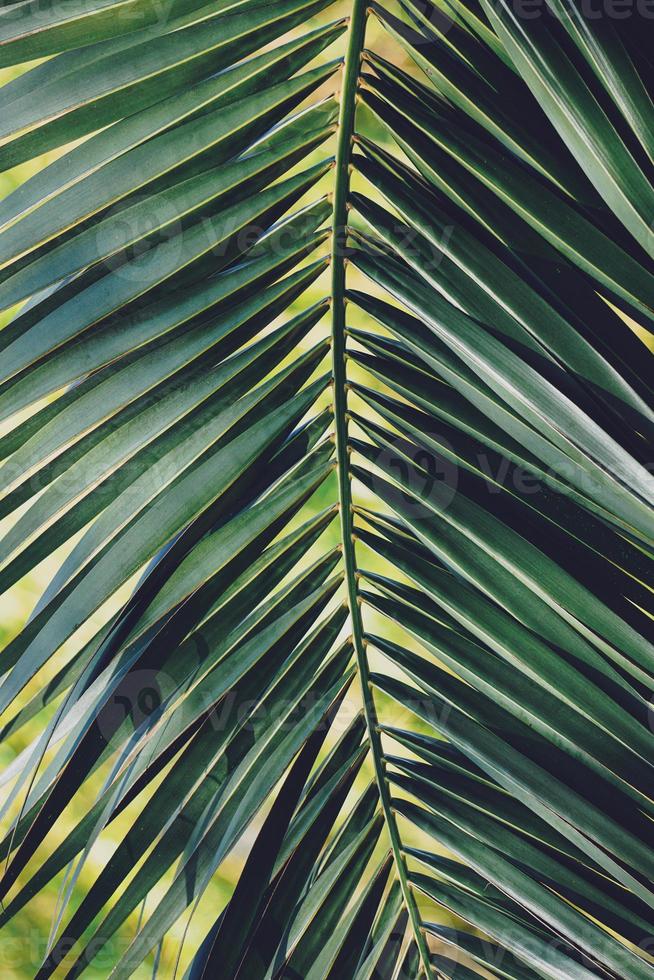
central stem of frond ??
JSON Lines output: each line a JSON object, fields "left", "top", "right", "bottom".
{"left": 329, "top": 3, "right": 434, "bottom": 975}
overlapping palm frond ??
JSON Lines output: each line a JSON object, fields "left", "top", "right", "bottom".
{"left": 0, "top": 0, "right": 653, "bottom": 976}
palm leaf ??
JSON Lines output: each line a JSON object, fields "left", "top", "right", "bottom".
{"left": 0, "top": 0, "right": 653, "bottom": 976}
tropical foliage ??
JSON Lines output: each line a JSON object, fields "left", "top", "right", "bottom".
{"left": 0, "top": 0, "right": 653, "bottom": 975}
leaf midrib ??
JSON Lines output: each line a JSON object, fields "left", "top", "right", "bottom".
{"left": 330, "top": 3, "right": 434, "bottom": 975}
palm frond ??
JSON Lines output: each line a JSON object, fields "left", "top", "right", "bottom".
{"left": 1, "top": 0, "right": 653, "bottom": 976}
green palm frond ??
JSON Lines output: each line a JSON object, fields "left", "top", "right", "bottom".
{"left": 0, "top": 0, "right": 653, "bottom": 975}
